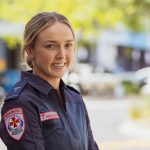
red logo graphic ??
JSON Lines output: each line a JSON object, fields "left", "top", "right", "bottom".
{"left": 9, "top": 116, "right": 20, "bottom": 129}
{"left": 4, "top": 107, "right": 25, "bottom": 140}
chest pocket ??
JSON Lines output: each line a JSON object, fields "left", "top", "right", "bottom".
{"left": 42, "top": 119, "right": 62, "bottom": 130}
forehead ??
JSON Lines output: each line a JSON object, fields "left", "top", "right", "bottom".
{"left": 37, "top": 22, "right": 74, "bottom": 42}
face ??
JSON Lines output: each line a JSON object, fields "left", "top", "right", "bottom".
{"left": 28, "top": 22, "right": 75, "bottom": 83}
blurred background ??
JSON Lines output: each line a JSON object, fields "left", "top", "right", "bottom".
{"left": 0, "top": 0, "right": 150, "bottom": 149}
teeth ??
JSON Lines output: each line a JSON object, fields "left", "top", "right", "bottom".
{"left": 53, "top": 63, "right": 64, "bottom": 67}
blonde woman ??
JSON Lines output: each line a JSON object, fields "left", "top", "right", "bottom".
{"left": 0, "top": 12, "right": 99, "bottom": 150}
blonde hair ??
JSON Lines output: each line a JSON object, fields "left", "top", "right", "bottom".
{"left": 22, "top": 12, "right": 75, "bottom": 69}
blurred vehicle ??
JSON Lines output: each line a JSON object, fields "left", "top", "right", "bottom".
{"left": 0, "top": 69, "right": 20, "bottom": 99}
{"left": 2, "top": 69, "right": 20, "bottom": 93}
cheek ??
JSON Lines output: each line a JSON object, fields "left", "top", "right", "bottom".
{"left": 71, "top": 51, "right": 75, "bottom": 62}
{"left": 35, "top": 51, "right": 53, "bottom": 64}
{"left": 67, "top": 51, "right": 75, "bottom": 66}
{"left": 68, "top": 50, "right": 75, "bottom": 59}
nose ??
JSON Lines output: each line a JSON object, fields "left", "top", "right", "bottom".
{"left": 56, "top": 46, "right": 66, "bottom": 59}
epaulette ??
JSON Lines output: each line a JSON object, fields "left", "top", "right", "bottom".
{"left": 66, "top": 85, "right": 80, "bottom": 95}
{"left": 5, "top": 80, "right": 27, "bottom": 102}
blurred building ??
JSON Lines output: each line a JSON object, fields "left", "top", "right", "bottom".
{"left": 0, "top": 21, "right": 23, "bottom": 93}
{"left": 96, "top": 29, "right": 150, "bottom": 73}
{"left": 0, "top": 40, "right": 7, "bottom": 73}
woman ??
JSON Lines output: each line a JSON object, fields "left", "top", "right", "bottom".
{"left": 0, "top": 12, "right": 99, "bottom": 150}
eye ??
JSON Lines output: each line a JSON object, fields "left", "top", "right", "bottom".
{"left": 65, "top": 43, "right": 73, "bottom": 48}
{"left": 45, "top": 44, "right": 56, "bottom": 49}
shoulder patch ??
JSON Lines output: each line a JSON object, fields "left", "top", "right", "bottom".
{"left": 5, "top": 80, "right": 27, "bottom": 102}
{"left": 4, "top": 107, "right": 25, "bottom": 140}
{"left": 66, "top": 85, "right": 80, "bottom": 94}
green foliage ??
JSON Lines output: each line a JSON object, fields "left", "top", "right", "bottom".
{"left": 130, "top": 95, "right": 150, "bottom": 119}
{"left": 1, "top": 0, "right": 150, "bottom": 44}
{"left": 0, "top": 0, "right": 148, "bottom": 32}
{"left": 122, "top": 80, "right": 140, "bottom": 95}
{"left": 130, "top": 106, "right": 142, "bottom": 119}
{"left": 1, "top": 36, "right": 21, "bottom": 49}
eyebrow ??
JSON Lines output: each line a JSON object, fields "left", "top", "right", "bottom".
{"left": 44, "top": 40, "right": 75, "bottom": 43}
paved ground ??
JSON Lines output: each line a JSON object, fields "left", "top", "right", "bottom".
{"left": 84, "top": 96, "right": 150, "bottom": 150}
{"left": 0, "top": 96, "right": 150, "bottom": 150}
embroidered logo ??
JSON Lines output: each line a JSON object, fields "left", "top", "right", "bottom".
{"left": 4, "top": 107, "right": 25, "bottom": 140}
{"left": 40, "top": 111, "right": 59, "bottom": 122}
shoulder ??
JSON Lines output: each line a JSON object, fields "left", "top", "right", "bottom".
{"left": 4, "top": 80, "right": 28, "bottom": 102}
{"left": 65, "top": 85, "right": 83, "bottom": 103}
{"left": 66, "top": 85, "right": 80, "bottom": 95}
{"left": 2, "top": 79, "right": 39, "bottom": 117}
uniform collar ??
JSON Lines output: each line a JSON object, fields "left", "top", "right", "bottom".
{"left": 21, "top": 71, "right": 53, "bottom": 95}
{"left": 21, "top": 71, "right": 67, "bottom": 95}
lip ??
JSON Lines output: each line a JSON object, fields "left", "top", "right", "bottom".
{"left": 53, "top": 62, "right": 67, "bottom": 65}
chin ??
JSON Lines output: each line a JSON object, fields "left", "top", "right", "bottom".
{"left": 51, "top": 73, "right": 65, "bottom": 79}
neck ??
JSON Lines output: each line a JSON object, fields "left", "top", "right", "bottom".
{"left": 33, "top": 69, "right": 60, "bottom": 90}
{"left": 48, "top": 78, "right": 60, "bottom": 90}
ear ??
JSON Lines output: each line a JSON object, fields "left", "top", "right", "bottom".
{"left": 26, "top": 48, "right": 35, "bottom": 60}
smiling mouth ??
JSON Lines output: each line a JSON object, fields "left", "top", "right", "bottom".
{"left": 52, "top": 62, "right": 67, "bottom": 68}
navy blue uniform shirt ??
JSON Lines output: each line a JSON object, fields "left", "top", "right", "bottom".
{"left": 0, "top": 71, "right": 99, "bottom": 150}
